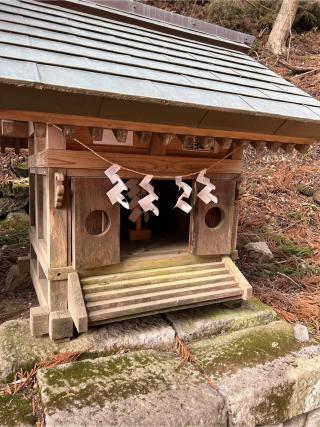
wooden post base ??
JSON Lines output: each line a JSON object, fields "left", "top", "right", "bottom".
{"left": 49, "top": 310, "right": 73, "bottom": 341}
{"left": 30, "top": 306, "right": 49, "bottom": 337}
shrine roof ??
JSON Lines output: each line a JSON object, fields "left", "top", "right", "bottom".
{"left": 0, "top": 0, "right": 320, "bottom": 139}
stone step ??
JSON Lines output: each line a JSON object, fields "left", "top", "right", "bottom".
{"left": 0, "top": 298, "right": 278, "bottom": 384}
{"left": 35, "top": 321, "right": 320, "bottom": 427}
{"left": 37, "top": 350, "right": 226, "bottom": 427}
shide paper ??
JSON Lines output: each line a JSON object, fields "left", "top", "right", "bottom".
{"left": 175, "top": 176, "right": 192, "bottom": 213}
{"left": 138, "top": 175, "right": 159, "bottom": 216}
{"left": 196, "top": 169, "right": 218, "bottom": 204}
{"left": 104, "top": 164, "right": 130, "bottom": 209}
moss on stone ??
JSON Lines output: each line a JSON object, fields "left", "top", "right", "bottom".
{"left": 0, "top": 213, "right": 29, "bottom": 245}
{"left": 0, "top": 393, "right": 36, "bottom": 426}
{"left": 255, "top": 383, "right": 295, "bottom": 424}
{"left": 38, "top": 350, "right": 198, "bottom": 413}
{"left": 189, "top": 321, "right": 303, "bottom": 379}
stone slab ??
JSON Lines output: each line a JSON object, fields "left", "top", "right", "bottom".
{"left": 305, "top": 407, "right": 320, "bottom": 427}
{"left": 0, "top": 316, "right": 175, "bottom": 383}
{"left": 166, "top": 297, "right": 278, "bottom": 341}
{"left": 0, "top": 393, "right": 36, "bottom": 427}
{"left": 37, "top": 350, "right": 227, "bottom": 427}
{"left": 189, "top": 320, "right": 301, "bottom": 379}
{"left": 188, "top": 320, "right": 320, "bottom": 427}
{"left": 217, "top": 345, "right": 320, "bottom": 427}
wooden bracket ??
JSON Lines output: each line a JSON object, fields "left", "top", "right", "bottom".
{"left": 267, "top": 142, "right": 281, "bottom": 152}
{"left": 254, "top": 141, "right": 267, "bottom": 153}
{"left": 89, "top": 127, "right": 104, "bottom": 141}
{"left": 218, "top": 138, "right": 233, "bottom": 150}
{"left": 296, "top": 144, "right": 310, "bottom": 154}
{"left": 62, "top": 125, "right": 75, "bottom": 137}
{"left": 54, "top": 172, "right": 65, "bottom": 208}
{"left": 135, "top": 131, "right": 152, "bottom": 145}
{"left": 112, "top": 129, "right": 128, "bottom": 143}
{"left": 282, "top": 143, "right": 295, "bottom": 154}
{"left": 162, "top": 133, "right": 175, "bottom": 145}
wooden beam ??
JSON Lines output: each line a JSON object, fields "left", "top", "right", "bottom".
{"left": 222, "top": 256, "right": 252, "bottom": 300}
{"left": 28, "top": 149, "right": 243, "bottom": 176}
{"left": 1, "top": 120, "right": 32, "bottom": 138}
{"left": 68, "top": 272, "right": 88, "bottom": 333}
{"left": 0, "top": 110, "right": 315, "bottom": 145}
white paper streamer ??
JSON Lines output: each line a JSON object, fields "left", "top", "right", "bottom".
{"left": 175, "top": 176, "right": 192, "bottom": 213}
{"left": 196, "top": 169, "right": 218, "bottom": 205}
{"left": 104, "top": 164, "right": 130, "bottom": 209}
{"left": 138, "top": 175, "right": 159, "bottom": 216}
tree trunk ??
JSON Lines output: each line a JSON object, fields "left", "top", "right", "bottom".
{"left": 266, "top": 0, "right": 299, "bottom": 56}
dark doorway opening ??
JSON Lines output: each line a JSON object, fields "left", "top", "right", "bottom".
{"left": 121, "top": 180, "right": 191, "bottom": 256}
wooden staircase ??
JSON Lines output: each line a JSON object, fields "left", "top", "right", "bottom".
{"left": 80, "top": 257, "right": 251, "bottom": 325}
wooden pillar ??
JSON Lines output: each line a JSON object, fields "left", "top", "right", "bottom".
{"left": 30, "top": 124, "right": 73, "bottom": 340}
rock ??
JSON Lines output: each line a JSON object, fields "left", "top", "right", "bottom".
{"left": 37, "top": 350, "right": 227, "bottom": 427}
{"left": 14, "top": 163, "right": 28, "bottom": 178}
{"left": 0, "top": 178, "right": 29, "bottom": 218}
{"left": 305, "top": 407, "right": 320, "bottom": 427}
{"left": 297, "top": 184, "right": 315, "bottom": 197}
{"left": 6, "top": 210, "right": 29, "bottom": 222}
{"left": 0, "top": 210, "right": 29, "bottom": 245}
{"left": 0, "top": 316, "right": 175, "bottom": 383}
{"left": 294, "top": 324, "right": 309, "bottom": 343}
{"left": 166, "top": 297, "right": 278, "bottom": 342}
{"left": 283, "top": 413, "right": 306, "bottom": 427}
{"left": 5, "top": 264, "right": 30, "bottom": 292}
{"left": 188, "top": 320, "right": 301, "bottom": 380}
{"left": 313, "top": 190, "right": 320, "bottom": 205}
{"left": 244, "top": 241, "right": 274, "bottom": 263}
{"left": 216, "top": 345, "right": 320, "bottom": 427}
{"left": 0, "top": 197, "right": 28, "bottom": 218}
{"left": 0, "top": 393, "right": 36, "bottom": 427}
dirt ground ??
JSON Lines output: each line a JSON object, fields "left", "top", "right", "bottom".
{"left": 0, "top": 31, "right": 319, "bottom": 331}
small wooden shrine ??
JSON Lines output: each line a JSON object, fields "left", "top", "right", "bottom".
{"left": 0, "top": 0, "right": 320, "bottom": 340}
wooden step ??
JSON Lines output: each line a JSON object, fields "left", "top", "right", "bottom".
{"left": 81, "top": 257, "right": 251, "bottom": 326}
{"left": 83, "top": 268, "right": 231, "bottom": 294}
{"left": 84, "top": 274, "right": 234, "bottom": 302}
{"left": 86, "top": 280, "right": 238, "bottom": 310}
{"left": 81, "top": 261, "right": 225, "bottom": 287}
{"left": 88, "top": 287, "right": 243, "bottom": 323}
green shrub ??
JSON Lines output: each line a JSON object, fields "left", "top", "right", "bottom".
{"left": 206, "top": 0, "right": 280, "bottom": 34}
{"left": 206, "top": 0, "right": 320, "bottom": 34}
{"left": 294, "top": 0, "right": 320, "bottom": 31}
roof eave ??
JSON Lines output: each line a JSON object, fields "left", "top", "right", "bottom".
{"left": 0, "top": 81, "right": 319, "bottom": 141}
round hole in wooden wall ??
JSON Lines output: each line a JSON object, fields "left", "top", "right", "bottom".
{"left": 85, "top": 210, "right": 110, "bottom": 235}
{"left": 205, "top": 207, "right": 223, "bottom": 228}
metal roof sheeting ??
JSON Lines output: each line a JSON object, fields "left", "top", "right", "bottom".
{"left": 89, "top": 0, "right": 255, "bottom": 46}
{"left": 0, "top": 0, "right": 320, "bottom": 133}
